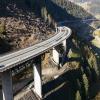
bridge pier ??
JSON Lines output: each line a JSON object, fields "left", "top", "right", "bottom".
{"left": 33, "top": 56, "right": 42, "bottom": 98}
{"left": 1, "top": 70, "right": 13, "bottom": 100}
{"left": 52, "top": 39, "right": 67, "bottom": 67}
{"left": 52, "top": 47, "right": 60, "bottom": 65}
{"left": 62, "top": 39, "right": 67, "bottom": 53}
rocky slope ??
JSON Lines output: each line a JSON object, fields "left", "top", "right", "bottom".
{"left": 0, "top": 0, "right": 55, "bottom": 54}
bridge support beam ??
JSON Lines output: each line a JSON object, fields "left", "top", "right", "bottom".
{"left": 33, "top": 56, "right": 42, "bottom": 98}
{"left": 1, "top": 70, "right": 13, "bottom": 100}
{"left": 60, "top": 40, "right": 67, "bottom": 66}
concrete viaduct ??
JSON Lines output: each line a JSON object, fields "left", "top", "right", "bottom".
{"left": 0, "top": 26, "right": 71, "bottom": 100}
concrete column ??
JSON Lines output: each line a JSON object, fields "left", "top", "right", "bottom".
{"left": 1, "top": 70, "right": 13, "bottom": 100}
{"left": 52, "top": 47, "right": 59, "bottom": 65}
{"left": 33, "top": 56, "right": 42, "bottom": 98}
{"left": 62, "top": 39, "right": 67, "bottom": 53}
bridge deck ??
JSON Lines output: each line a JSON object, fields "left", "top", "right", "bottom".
{"left": 0, "top": 27, "right": 71, "bottom": 72}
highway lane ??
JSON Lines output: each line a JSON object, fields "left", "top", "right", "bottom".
{"left": 0, "top": 26, "right": 71, "bottom": 72}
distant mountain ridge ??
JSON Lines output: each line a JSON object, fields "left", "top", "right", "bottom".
{"left": 68, "top": 0, "right": 100, "bottom": 3}
{"left": 68, "top": 0, "right": 100, "bottom": 19}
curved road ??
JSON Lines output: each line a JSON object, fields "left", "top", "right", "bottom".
{"left": 0, "top": 26, "right": 71, "bottom": 72}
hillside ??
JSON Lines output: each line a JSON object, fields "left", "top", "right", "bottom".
{"left": 0, "top": 0, "right": 100, "bottom": 100}
{"left": 69, "top": 0, "right": 100, "bottom": 19}
{"left": 40, "top": 0, "right": 100, "bottom": 99}
{"left": 0, "top": 0, "right": 55, "bottom": 54}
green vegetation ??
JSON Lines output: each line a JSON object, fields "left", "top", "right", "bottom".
{"left": 82, "top": 74, "right": 89, "bottom": 96}
{"left": 68, "top": 49, "right": 80, "bottom": 58}
{"left": 41, "top": 7, "right": 48, "bottom": 22}
{"left": 75, "top": 90, "right": 81, "bottom": 100}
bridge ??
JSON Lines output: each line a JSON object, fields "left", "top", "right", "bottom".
{"left": 0, "top": 26, "right": 71, "bottom": 100}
